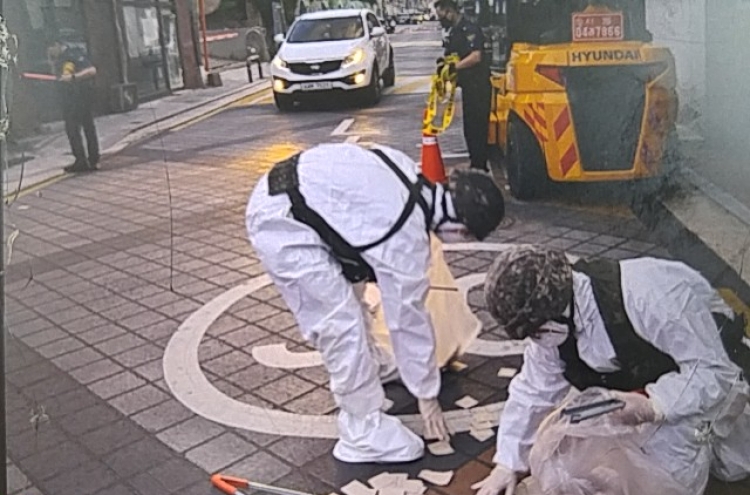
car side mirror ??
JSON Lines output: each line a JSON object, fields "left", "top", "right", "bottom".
{"left": 371, "top": 26, "right": 385, "bottom": 37}
{"left": 274, "top": 33, "right": 285, "bottom": 44}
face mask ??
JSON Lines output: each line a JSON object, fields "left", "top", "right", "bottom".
{"left": 531, "top": 320, "right": 569, "bottom": 348}
{"left": 439, "top": 17, "right": 453, "bottom": 29}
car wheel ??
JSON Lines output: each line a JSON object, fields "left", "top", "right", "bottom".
{"left": 274, "top": 92, "right": 295, "bottom": 112}
{"left": 383, "top": 50, "right": 395, "bottom": 87}
{"left": 506, "top": 113, "right": 548, "bottom": 200}
{"left": 362, "top": 63, "right": 381, "bottom": 106}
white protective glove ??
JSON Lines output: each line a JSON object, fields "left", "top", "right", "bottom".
{"left": 418, "top": 398, "right": 449, "bottom": 441}
{"left": 471, "top": 464, "right": 518, "bottom": 495}
{"left": 609, "top": 391, "right": 664, "bottom": 426}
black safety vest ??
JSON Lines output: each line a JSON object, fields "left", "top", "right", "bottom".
{"left": 267, "top": 149, "right": 433, "bottom": 283}
{"left": 559, "top": 259, "right": 749, "bottom": 391}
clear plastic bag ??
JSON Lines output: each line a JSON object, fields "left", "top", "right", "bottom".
{"left": 528, "top": 388, "right": 685, "bottom": 495}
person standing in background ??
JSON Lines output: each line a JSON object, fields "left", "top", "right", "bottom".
{"left": 47, "top": 38, "right": 100, "bottom": 173}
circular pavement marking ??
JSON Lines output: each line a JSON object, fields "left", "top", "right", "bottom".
{"left": 164, "top": 242, "right": 523, "bottom": 438}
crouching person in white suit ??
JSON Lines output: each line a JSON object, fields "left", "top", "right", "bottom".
{"left": 246, "top": 143, "right": 505, "bottom": 463}
{"left": 474, "top": 245, "right": 750, "bottom": 495}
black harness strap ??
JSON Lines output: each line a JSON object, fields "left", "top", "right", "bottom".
{"left": 559, "top": 259, "right": 679, "bottom": 391}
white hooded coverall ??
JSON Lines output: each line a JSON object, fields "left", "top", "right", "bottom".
{"left": 496, "top": 258, "right": 750, "bottom": 494}
{"left": 246, "top": 144, "right": 445, "bottom": 463}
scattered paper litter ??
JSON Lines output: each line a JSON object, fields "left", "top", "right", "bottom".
{"left": 497, "top": 367, "right": 517, "bottom": 379}
{"left": 470, "top": 428, "right": 495, "bottom": 442}
{"left": 342, "top": 480, "right": 377, "bottom": 495}
{"left": 449, "top": 360, "right": 468, "bottom": 372}
{"left": 368, "top": 473, "right": 408, "bottom": 490}
{"left": 455, "top": 395, "right": 479, "bottom": 409}
{"left": 381, "top": 398, "right": 394, "bottom": 412}
{"left": 427, "top": 440, "right": 455, "bottom": 456}
{"left": 403, "top": 480, "right": 426, "bottom": 495}
{"left": 418, "top": 470, "right": 454, "bottom": 487}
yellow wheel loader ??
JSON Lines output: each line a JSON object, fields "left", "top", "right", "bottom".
{"left": 486, "top": 0, "right": 678, "bottom": 199}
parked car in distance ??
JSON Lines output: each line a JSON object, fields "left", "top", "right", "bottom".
{"left": 270, "top": 9, "right": 395, "bottom": 111}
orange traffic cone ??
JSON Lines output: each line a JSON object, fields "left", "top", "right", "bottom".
{"left": 421, "top": 132, "right": 447, "bottom": 184}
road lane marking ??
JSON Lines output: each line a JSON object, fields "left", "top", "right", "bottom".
{"left": 345, "top": 136, "right": 361, "bottom": 144}
{"left": 332, "top": 118, "right": 355, "bottom": 136}
{"left": 170, "top": 87, "right": 273, "bottom": 132}
{"left": 386, "top": 75, "right": 432, "bottom": 95}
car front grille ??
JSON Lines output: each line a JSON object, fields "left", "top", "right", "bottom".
{"left": 565, "top": 65, "right": 650, "bottom": 172}
{"left": 288, "top": 60, "right": 343, "bottom": 75}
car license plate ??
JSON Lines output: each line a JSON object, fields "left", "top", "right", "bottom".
{"left": 572, "top": 12, "right": 624, "bottom": 42}
{"left": 300, "top": 81, "right": 333, "bottom": 91}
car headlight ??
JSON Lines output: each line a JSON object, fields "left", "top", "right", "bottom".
{"left": 272, "top": 56, "right": 288, "bottom": 69}
{"left": 342, "top": 48, "right": 366, "bottom": 68}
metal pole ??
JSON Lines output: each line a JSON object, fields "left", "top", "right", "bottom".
{"left": 0, "top": 0, "right": 8, "bottom": 493}
{"left": 198, "top": 0, "right": 210, "bottom": 72}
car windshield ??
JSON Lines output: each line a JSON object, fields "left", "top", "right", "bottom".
{"left": 287, "top": 17, "right": 365, "bottom": 43}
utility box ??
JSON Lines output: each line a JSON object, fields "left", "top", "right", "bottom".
{"left": 109, "top": 83, "right": 139, "bottom": 113}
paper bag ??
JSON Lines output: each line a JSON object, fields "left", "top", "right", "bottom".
{"left": 364, "top": 235, "right": 481, "bottom": 367}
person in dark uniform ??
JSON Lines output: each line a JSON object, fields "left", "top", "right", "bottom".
{"left": 47, "top": 39, "right": 100, "bottom": 173}
{"left": 435, "top": 0, "right": 491, "bottom": 172}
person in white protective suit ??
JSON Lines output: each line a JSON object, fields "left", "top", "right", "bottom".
{"left": 473, "top": 245, "right": 750, "bottom": 495}
{"left": 245, "top": 143, "right": 505, "bottom": 463}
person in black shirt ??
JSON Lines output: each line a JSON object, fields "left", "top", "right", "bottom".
{"left": 47, "top": 39, "right": 100, "bottom": 173}
{"left": 435, "top": 0, "right": 491, "bottom": 172}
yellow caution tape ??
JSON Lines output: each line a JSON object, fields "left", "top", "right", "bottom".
{"left": 423, "top": 54, "right": 460, "bottom": 135}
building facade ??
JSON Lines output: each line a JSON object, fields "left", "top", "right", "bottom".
{"left": 646, "top": 0, "right": 750, "bottom": 153}
{"left": 8, "top": 0, "right": 202, "bottom": 136}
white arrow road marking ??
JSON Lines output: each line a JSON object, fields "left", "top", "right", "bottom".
{"left": 332, "top": 118, "right": 355, "bottom": 136}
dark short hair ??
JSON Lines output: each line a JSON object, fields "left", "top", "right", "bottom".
{"left": 434, "top": 0, "right": 458, "bottom": 11}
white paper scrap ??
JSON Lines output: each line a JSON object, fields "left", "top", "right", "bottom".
{"left": 418, "top": 470, "right": 454, "bottom": 487}
{"left": 470, "top": 428, "right": 495, "bottom": 442}
{"left": 342, "top": 480, "right": 377, "bottom": 495}
{"left": 455, "top": 395, "right": 479, "bottom": 409}
{"left": 427, "top": 440, "right": 455, "bottom": 456}
{"left": 368, "top": 473, "right": 407, "bottom": 490}
{"left": 403, "top": 480, "right": 426, "bottom": 495}
{"left": 449, "top": 361, "right": 468, "bottom": 372}
{"left": 497, "top": 367, "right": 517, "bottom": 379}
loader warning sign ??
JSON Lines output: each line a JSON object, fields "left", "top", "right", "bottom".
{"left": 572, "top": 12, "right": 624, "bottom": 42}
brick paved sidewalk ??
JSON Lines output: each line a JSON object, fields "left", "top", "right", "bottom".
{"left": 4, "top": 95, "right": 749, "bottom": 495}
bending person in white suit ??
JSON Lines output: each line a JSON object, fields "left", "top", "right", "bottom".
{"left": 246, "top": 143, "right": 505, "bottom": 463}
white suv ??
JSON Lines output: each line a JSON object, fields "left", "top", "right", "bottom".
{"left": 271, "top": 9, "right": 395, "bottom": 110}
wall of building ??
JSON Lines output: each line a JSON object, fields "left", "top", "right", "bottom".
{"left": 645, "top": 0, "right": 706, "bottom": 132}
{"left": 704, "top": 0, "right": 750, "bottom": 150}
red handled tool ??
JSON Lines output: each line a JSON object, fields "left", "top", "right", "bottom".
{"left": 22, "top": 72, "right": 57, "bottom": 81}
{"left": 211, "top": 474, "right": 314, "bottom": 495}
